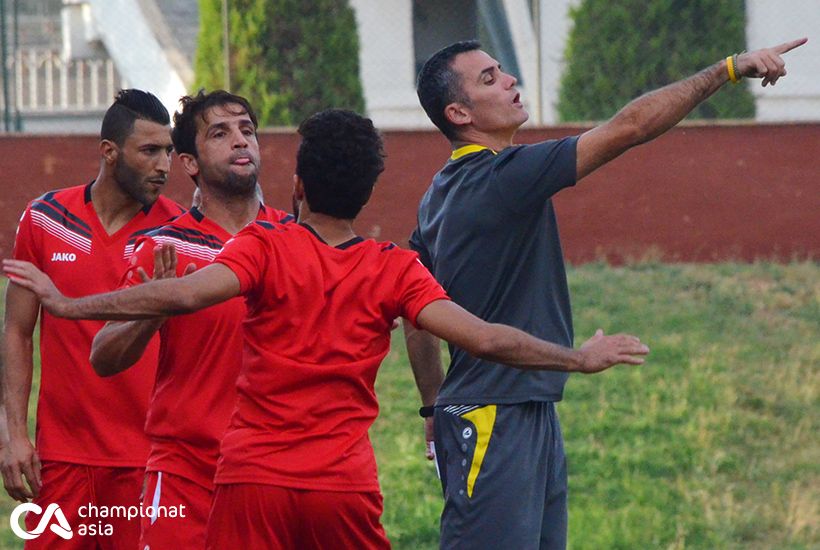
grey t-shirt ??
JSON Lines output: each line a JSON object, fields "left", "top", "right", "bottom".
{"left": 410, "top": 137, "right": 578, "bottom": 404}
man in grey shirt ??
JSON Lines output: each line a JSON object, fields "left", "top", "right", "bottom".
{"left": 407, "top": 38, "right": 805, "bottom": 549}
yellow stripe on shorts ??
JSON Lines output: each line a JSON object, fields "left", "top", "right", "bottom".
{"left": 461, "top": 405, "right": 497, "bottom": 498}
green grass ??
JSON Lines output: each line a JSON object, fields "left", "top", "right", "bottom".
{"left": 1, "top": 262, "right": 818, "bottom": 549}
{"left": 375, "top": 262, "right": 819, "bottom": 549}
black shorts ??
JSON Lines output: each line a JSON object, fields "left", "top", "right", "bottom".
{"left": 434, "top": 401, "right": 567, "bottom": 550}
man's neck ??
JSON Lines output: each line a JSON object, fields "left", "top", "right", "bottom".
{"left": 90, "top": 170, "right": 145, "bottom": 235}
{"left": 452, "top": 127, "right": 516, "bottom": 153}
{"left": 299, "top": 211, "right": 356, "bottom": 247}
{"left": 197, "top": 187, "right": 261, "bottom": 235}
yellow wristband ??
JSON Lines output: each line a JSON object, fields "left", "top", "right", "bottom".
{"left": 726, "top": 55, "right": 740, "bottom": 84}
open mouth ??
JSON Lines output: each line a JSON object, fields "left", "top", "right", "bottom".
{"left": 513, "top": 93, "right": 521, "bottom": 105}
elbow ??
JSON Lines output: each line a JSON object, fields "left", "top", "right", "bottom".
{"left": 619, "top": 116, "right": 650, "bottom": 147}
{"left": 171, "top": 289, "right": 201, "bottom": 315}
{"left": 470, "top": 325, "right": 506, "bottom": 361}
{"left": 89, "top": 346, "right": 124, "bottom": 377}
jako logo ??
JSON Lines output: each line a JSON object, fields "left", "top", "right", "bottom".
{"left": 51, "top": 252, "right": 77, "bottom": 262}
{"left": 10, "top": 503, "right": 73, "bottom": 540}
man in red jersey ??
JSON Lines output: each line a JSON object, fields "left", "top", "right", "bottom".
{"left": 87, "top": 90, "right": 292, "bottom": 549}
{"left": 1, "top": 89, "right": 184, "bottom": 549}
{"left": 5, "top": 109, "right": 648, "bottom": 549}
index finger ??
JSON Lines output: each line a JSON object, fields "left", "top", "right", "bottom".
{"left": 774, "top": 37, "right": 808, "bottom": 54}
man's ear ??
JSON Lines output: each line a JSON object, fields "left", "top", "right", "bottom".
{"left": 178, "top": 153, "right": 200, "bottom": 178}
{"left": 292, "top": 174, "right": 305, "bottom": 200}
{"left": 444, "top": 102, "right": 472, "bottom": 128}
{"left": 100, "top": 140, "right": 118, "bottom": 165}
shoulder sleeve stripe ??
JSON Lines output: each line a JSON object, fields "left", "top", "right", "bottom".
{"left": 39, "top": 195, "right": 92, "bottom": 233}
{"left": 30, "top": 200, "right": 92, "bottom": 239}
{"left": 146, "top": 226, "right": 224, "bottom": 249}
{"left": 151, "top": 235, "right": 223, "bottom": 262}
{"left": 29, "top": 210, "right": 92, "bottom": 254}
{"left": 255, "top": 220, "right": 279, "bottom": 230}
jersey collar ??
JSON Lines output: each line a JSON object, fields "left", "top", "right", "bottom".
{"left": 300, "top": 222, "right": 364, "bottom": 250}
{"left": 450, "top": 144, "right": 497, "bottom": 161}
{"left": 84, "top": 180, "right": 155, "bottom": 214}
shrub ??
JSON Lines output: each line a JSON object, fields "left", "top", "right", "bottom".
{"left": 195, "top": 0, "right": 365, "bottom": 126}
{"left": 558, "top": 0, "right": 755, "bottom": 122}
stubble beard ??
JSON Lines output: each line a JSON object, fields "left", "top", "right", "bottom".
{"left": 201, "top": 163, "right": 259, "bottom": 201}
{"left": 114, "top": 157, "right": 157, "bottom": 208}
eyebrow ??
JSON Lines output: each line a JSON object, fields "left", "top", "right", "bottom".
{"left": 478, "top": 64, "right": 500, "bottom": 82}
{"left": 207, "top": 118, "right": 255, "bottom": 133}
{"left": 137, "top": 138, "right": 173, "bottom": 149}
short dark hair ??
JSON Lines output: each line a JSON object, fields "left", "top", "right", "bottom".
{"left": 417, "top": 40, "right": 481, "bottom": 141}
{"left": 171, "top": 89, "right": 259, "bottom": 157}
{"left": 100, "top": 89, "right": 170, "bottom": 145}
{"left": 296, "top": 109, "right": 385, "bottom": 220}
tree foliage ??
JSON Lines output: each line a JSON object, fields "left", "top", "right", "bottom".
{"left": 558, "top": 0, "right": 754, "bottom": 122}
{"left": 195, "top": 0, "right": 365, "bottom": 127}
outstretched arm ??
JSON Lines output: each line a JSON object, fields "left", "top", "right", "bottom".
{"left": 415, "top": 300, "right": 648, "bottom": 374}
{"left": 576, "top": 38, "right": 807, "bottom": 180}
{"left": 90, "top": 244, "right": 197, "bottom": 376}
{"left": 3, "top": 257, "right": 239, "bottom": 321}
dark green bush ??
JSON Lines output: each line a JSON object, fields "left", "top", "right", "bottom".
{"left": 558, "top": 0, "right": 754, "bottom": 122}
{"left": 196, "top": 0, "right": 365, "bottom": 127}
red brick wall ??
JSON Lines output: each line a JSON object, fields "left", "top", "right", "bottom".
{"left": 1, "top": 123, "right": 817, "bottom": 263}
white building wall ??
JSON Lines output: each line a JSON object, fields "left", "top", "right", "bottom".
{"left": 349, "top": 0, "right": 431, "bottom": 129}
{"left": 85, "top": 0, "right": 189, "bottom": 117}
{"left": 55, "top": 0, "right": 819, "bottom": 129}
{"left": 350, "top": 0, "right": 578, "bottom": 128}
{"left": 534, "top": 0, "right": 577, "bottom": 125}
{"left": 746, "top": 0, "right": 820, "bottom": 121}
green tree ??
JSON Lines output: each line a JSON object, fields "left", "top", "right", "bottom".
{"left": 558, "top": 0, "right": 754, "bottom": 122}
{"left": 195, "top": 0, "right": 365, "bottom": 126}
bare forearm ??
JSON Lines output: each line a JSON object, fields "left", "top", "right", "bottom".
{"left": 577, "top": 62, "right": 729, "bottom": 178}
{"left": 90, "top": 319, "right": 165, "bottom": 376}
{"left": 475, "top": 323, "right": 581, "bottom": 372}
{"left": 56, "top": 278, "right": 198, "bottom": 320}
{"left": 416, "top": 300, "right": 647, "bottom": 375}
{"left": 617, "top": 62, "right": 727, "bottom": 145}
{"left": 2, "top": 334, "right": 34, "bottom": 440}
{"left": 404, "top": 324, "right": 445, "bottom": 406}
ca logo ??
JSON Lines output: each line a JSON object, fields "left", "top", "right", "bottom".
{"left": 10, "top": 503, "right": 73, "bottom": 540}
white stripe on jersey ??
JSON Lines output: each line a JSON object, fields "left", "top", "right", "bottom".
{"left": 151, "top": 235, "right": 223, "bottom": 262}
{"left": 30, "top": 209, "right": 92, "bottom": 254}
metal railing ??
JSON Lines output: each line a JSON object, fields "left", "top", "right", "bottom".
{"left": 1, "top": 47, "right": 123, "bottom": 112}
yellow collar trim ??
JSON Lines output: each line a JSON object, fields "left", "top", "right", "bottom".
{"left": 450, "top": 144, "right": 497, "bottom": 161}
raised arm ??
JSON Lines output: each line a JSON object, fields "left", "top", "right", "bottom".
{"left": 576, "top": 38, "right": 807, "bottom": 180}
{"left": 1, "top": 283, "right": 42, "bottom": 502}
{"left": 3, "top": 258, "right": 239, "bottom": 321}
{"left": 415, "top": 300, "right": 648, "bottom": 374}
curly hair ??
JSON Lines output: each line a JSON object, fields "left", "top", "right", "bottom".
{"left": 171, "top": 90, "right": 258, "bottom": 157}
{"left": 296, "top": 109, "right": 385, "bottom": 220}
{"left": 416, "top": 40, "right": 481, "bottom": 141}
{"left": 100, "top": 89, "right": 169, "bottom": 145}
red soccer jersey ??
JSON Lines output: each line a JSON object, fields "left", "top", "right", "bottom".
{"left": 122, "top": 205, "right": 293, "bottom": 489}
{"left": 212, "top": 222, "right": 449, "bottom": 492}
{"left": 12, "top": 183, "right": 184, "bottom": 466}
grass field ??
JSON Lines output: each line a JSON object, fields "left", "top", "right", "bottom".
{"left": 0, "top": 262, "right": 818, "bottom": 549}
